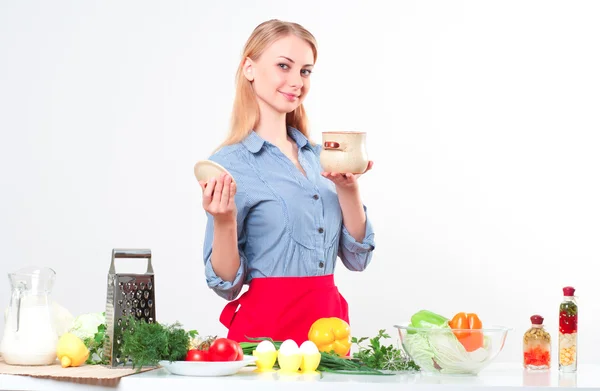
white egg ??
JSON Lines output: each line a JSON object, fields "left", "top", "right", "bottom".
{"left": 255, "top": 340, "right": 276, "bottom": 353}
{"left": 299, "top": 340, "right": 319, "bottom": 355}
{"left": 278, "top": 339, "right": 300, "bottom": 355}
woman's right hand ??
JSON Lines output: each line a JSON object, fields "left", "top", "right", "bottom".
{"left": 199, "top": 173, "right": 237, "bottom": 223}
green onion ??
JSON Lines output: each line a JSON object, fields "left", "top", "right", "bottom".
{"left": 239, "top": 338, "right": 390, "bottom": 376}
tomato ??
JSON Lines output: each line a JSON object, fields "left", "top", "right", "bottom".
{"left": 185, "top": 349, "right": 210, "bottom": 362}
{"left": 208, "top": 338, "right": 239, "bottom": 362}
{"left": 235, "top": 342, "right": 244, "bottom": 361}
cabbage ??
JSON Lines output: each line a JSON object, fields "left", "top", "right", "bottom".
{"left": 402, "top": 330, "right": 437, "bottom": 372}
{"left": 51, "top": 301, "right": 76, "bottom": 337}
{"left": 404, "top": 323, "right": 492, "bottom": 374}
{"left": 69, "top": 312, "right": 105, "bottom": 340}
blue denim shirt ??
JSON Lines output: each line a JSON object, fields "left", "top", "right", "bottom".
{"left": 203, "top": 127, "right": 376, "bottom": 301}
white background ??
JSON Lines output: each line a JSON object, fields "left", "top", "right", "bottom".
{"left": 1, "top": 0, "right": 599, "bottom": 366}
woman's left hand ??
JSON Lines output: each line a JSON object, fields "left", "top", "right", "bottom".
{"left": 321, "top": 161, "right": 374, "bottom": 191}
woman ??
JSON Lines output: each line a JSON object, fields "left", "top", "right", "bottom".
{"left": 199, "top": 19, "right": 375, "bottom": 345}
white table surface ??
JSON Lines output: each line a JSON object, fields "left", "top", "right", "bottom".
{"left": 0, "top": 362, "right": 595, "bottom": 391}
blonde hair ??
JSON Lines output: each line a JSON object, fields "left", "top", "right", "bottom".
{"left": 217, "top": 19, "right": 318, "bottom": 149}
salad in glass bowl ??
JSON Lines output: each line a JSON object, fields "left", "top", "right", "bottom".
{"left": 394, "top": 310, "right": 510, "bottom": 375}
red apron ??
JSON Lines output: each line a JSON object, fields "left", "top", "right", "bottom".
{"left": 219, "top": 275, "right": 349, "bottom": 346}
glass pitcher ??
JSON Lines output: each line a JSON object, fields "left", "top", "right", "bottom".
{"left": 0, "top": 267, "right": 58, "bottom": 365}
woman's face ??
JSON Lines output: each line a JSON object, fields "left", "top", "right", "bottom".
{"left": 244, "top": 34, "right": 314, "bottom": 115}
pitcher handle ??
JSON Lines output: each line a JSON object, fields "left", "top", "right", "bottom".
{"left": 109, "top": 248, "right": 153, "bottom": 274}
{"left": 11, "top": 282, "right": 25, "bottom": 332}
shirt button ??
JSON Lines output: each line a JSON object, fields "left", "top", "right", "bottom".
{"left": 318, "top": 227, "right": 324, "bottom": 233}
{"left": 318, "top": 261, "right": 324, "bottom": 268}
{"left": 313, "top": 194, "right": 319, "bottom": 200}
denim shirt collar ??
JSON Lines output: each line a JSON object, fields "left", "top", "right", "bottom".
{"left": 241, "top": 131, "right": 265, "bottom": 153}
{"left": 242, "top": 126, "right": 313, "bottom": 154}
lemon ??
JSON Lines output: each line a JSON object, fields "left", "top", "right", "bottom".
{"left": 56, "top": 332, "right": 89, "bottom": 368}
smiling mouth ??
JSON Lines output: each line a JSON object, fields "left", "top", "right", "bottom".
{"left": 279, "top": 91, "right": 300, "bottom": 101}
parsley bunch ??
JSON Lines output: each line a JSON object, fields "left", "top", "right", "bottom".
{"left": 83, "top": 323, "right": 110, "bottom": 365}
{"left": 351, "top": 329, "right": 420, "bottom": 372}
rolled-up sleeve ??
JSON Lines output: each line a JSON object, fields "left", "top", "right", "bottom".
{"left": 203, "top": 179, "right": 251, "bottom": 301}
{"left": 338, "top": 205, "right": 375, "bottom": 271}
{"left": 204, "top": 237, "right": 247, "bottom": 301}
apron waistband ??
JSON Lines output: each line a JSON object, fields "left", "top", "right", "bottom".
{"left": 247, "top": 274, "right": 335, "bottom": 290}
{"left": 219, "top": 274, "right": 336, "bottom": 328}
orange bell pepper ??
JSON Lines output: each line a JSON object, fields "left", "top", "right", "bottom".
{"left": 448, "top": 312, "right": 484, "bottom": 352}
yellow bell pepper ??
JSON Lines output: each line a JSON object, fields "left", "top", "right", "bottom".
{"left": 307, "top": 317, "right": 351, "bottom": 356}
{"left": 56, "top": 332, "right": 89, "bottom": 368}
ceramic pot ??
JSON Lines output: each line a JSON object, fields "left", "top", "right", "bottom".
{"left": 319, "top": 131, "right": 368, "bottom": 174}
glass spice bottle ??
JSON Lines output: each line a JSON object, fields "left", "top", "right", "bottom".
{"left": 523, "top": 315, "right": 551, "bottom": 370}
{"left": 559, "top": 286, "right": 578, "bottom": 372}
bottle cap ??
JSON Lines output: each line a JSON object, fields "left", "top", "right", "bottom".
{"left": 563, "top": 286, "right": 576, "bottom": 296}
{"left": 530, "top": 315, "right": 544, "bottom": 325}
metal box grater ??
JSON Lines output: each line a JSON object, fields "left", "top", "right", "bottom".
{"left": 104, "top": 248, "right": 156, "bottom": 367}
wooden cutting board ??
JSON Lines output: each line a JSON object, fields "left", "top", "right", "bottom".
{"left": 0, "top": 358, "right": 157, "bottom": 386}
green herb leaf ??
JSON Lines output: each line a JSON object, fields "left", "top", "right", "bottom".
{"left": 351, "top": 329, "right": 419, "bottom": 372}
{"left": 351, "top": 336, "right": 369, "bottom": 344}
{"left": 83, "top": 323, "right": 109, "bottom": 365}
{"left": 119, "top": 317, "right": 195, "bottom": 371}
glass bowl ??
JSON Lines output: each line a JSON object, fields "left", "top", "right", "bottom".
{"left": 394, "top": 323, "right": 510, "bottom": 375}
